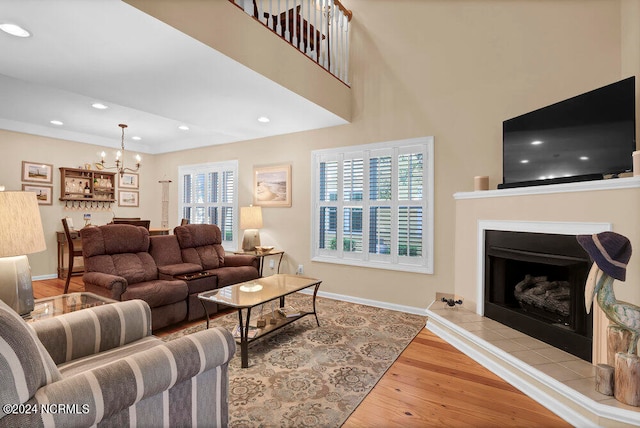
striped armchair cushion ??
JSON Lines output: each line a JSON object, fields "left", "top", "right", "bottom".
{"left": 31, "top": 299, "right": 152, "bottom": 366}
{"left": 0, "top": 299, "right": 61, "bottom": 420}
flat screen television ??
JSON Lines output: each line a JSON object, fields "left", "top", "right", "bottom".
{"left": 500, "top": 76, "right": 636, "bottom": 189}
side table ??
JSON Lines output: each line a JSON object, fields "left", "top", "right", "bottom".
{"left": 233, "top": 249, "right": 284, "bottom": 276}
{"left": 25, "top": 292, "right": 117, "bottom": 322}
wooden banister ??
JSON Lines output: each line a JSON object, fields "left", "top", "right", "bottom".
{"left": 333, "top": 0, "right": 352, "bottom": 22}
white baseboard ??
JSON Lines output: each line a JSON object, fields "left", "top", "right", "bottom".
{"left": 298, "top": 287, "right": 428, "bottom": 316}
{"left": 33, "top": 274, "right": 58, "bottom": 281}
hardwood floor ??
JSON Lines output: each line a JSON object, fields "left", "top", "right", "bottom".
{"left": 34, "top": 278, "right": 570, "bottom": 427}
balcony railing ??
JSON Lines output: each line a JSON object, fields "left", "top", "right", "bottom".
{"left": 230, "top": 0, "right": 352, "bottom": 85}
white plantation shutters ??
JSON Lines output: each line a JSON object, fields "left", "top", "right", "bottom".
{"left": 178, "top": 161, "right": 238, "bottom": 250}
{"left": 312, "top": 137, "right": 434, "bottom": 274}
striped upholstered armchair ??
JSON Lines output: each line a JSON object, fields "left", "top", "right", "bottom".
{"left": 0, "top": 298, "right": 235, "bottom": 427}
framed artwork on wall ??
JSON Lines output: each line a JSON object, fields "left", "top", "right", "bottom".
{"left": 253, "top": 164, "right": 292, "bottom": 207}
{"left": 118, "top": 190, "right": 139, "bottom": 207}
{"left": 22, "top": 161, "right": 53, "bottom": 184}
{"left": 118, "top": 172, "right": 139, "bottom": 189}
{"left": 22, "top": 184, "right": 53, "bottom": 205}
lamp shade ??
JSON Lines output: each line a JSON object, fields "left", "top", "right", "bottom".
{"left": 240, "top": 206, "right": 263, "bottom": 230}
{"left": 0, "top": 192, "right": 46, "bottom": 257}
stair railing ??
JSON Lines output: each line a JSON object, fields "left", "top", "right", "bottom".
{"left": 230, "top": 0, "right": 352, "bottom": 85}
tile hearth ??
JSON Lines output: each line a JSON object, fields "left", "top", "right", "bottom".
{"left": 426, "top": 302, "right": 640, "bottom": 427}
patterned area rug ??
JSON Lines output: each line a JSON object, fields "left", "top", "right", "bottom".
{"left": 163, "top": 293, "right": 426, "bottom": 427}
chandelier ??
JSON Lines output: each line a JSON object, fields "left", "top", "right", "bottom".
{"left": 98, "top": 124, "right": 141, "bottom": 177}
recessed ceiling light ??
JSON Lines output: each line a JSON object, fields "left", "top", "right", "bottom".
{"left": 132, "top": 136, "right": 142, "bottom": 141}
{"left": 580, "top": 156, "right": 589, "bottom": 161}
{"left": 178, "top": 125, "right": 189, "bottom": 131}
{"left": 91, "top": 102, "right": 108, "bottom": 110}
{"left": 257, "top": 116, "right": 270, "bottom": 123}
{"left": 50, "top": 120, "right": 63, "bottom": 126}
{"left": 0, "top": 23, "right": 31, "bottom": 38}
{"left": 531, "top": 140, "right": 543, "bottom": 145}
{"left": 520, "top": 159, "right": 529, "bottom": 164}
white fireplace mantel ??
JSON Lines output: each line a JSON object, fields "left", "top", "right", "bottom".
{"left": 454, "top": 175, "right": 640, "bottom": 200}
{"left": 439, "top": 176, "right": 640, "bottom": 426}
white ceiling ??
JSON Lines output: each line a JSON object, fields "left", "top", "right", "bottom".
{"left": 0, "top": 0, "right": 347, "bottom": 155}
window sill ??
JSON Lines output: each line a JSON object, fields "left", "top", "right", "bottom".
{"left": 311, "top": 255, "right": 433, "bottom": 274}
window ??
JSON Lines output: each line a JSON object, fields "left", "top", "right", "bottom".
{"left": 312, "top": 137, "right": 433, "bottom": 273}
{"left": 178, "top": 161, "right": 238, "bottom": 250}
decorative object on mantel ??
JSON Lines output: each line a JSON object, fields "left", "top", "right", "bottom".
{"left": 97, "top": 124, "right": 141, "bottom": 177}
{"left": 474, "top": 175, "right": 489, "bottom": 191}
{"left": 253, "top": 164, "right": 292, "bottom": 207}
{"left": 577, "top": 231, "right": 640, "bottom": 406}
{"left": 240, "top": 205, "right": 263, "bottom": 251}
{"left": 159, "top": 179, "right": 171, "bottom": 229}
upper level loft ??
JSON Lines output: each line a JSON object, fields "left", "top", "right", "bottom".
{"left": 125, "top": 0, "right": 352, "bottom": 123}
{"left": 230, "top": 0, "right": 353, "bottom": 85}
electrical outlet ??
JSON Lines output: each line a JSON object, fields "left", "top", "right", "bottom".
{"left": 269, "top": 259, "right": 275, "bottom": 269}
{"left": 297, "top": 264, "right": 304, "bottom": 275}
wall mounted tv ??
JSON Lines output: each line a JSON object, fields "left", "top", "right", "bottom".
{"left": 500, "top": 76, "right": 636, "bottom": 189}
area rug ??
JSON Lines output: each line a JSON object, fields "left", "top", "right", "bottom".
{"left": 163, "top": 293, "right": 426, "bottom": 427}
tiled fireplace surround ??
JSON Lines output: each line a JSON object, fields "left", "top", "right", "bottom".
{"left": 426, "top": 177, "right": 640, "bottom": 427}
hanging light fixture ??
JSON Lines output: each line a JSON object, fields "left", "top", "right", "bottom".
{"left": 98, "top": 124, "right": 141, "bottom": 177}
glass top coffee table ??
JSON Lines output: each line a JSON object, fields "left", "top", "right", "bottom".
{"left": 198, "top": 274, "right": 322, "bottom": 368}
{"left": 26, "top": 292, "right": 117, "bottom": 322}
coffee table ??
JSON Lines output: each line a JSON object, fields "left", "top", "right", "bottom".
{"left": 26, "top": 292, "right": 117, "bottom": 322}
{"left": 198, "top": 274, "right": 322, "bottom": 368}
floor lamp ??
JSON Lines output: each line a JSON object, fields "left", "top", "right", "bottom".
{"left": 0, "top": 192, "right": 46, "bottom": 315}
{"left": 240, "top": 205, "right": 263, "bottom": 251}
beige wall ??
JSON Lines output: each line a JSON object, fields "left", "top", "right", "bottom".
{"left": 155, "top": 0, "right": 627, "bottom": 310}
{"left": 1, "top": 1, "right": 634, "bottom": 312}
{"left": 0, "top": 130, "right": 160, "bottom": 277}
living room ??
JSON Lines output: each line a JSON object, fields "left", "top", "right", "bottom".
{"left": 1, "top": 0, "right": 640, "bottom": 426}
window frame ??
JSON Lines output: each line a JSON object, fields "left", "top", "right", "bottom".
{"left": 311, "top": 137, "right": 434, "bottom": 274}
{"left": 178, "top": 160, "right": 239, "bottom": 251}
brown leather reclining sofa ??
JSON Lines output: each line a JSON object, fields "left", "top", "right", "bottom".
{"left": 81, "top": 223, "right": 259, "bottom": 330}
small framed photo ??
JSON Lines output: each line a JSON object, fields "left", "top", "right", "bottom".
{"left": 118, "top": 190, "right": 139, "bottom": 207}
{"left": 118, "top": 172, "right": 139, "bottom": 189}
{"left": 22, "top": 184, "right": 53, "bottom": 205}
{"left": 253, "top": 164, "right": 292, "bottom": 207}
{"left": 22, "top": 161, "right": 53, "bottom": 184}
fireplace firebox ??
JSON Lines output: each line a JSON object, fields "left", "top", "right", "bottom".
{"left": 484, "top": 230, "right": 592, "bottom": 361}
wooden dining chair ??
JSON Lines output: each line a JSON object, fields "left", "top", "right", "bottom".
{"left": 61, "top": 218, "right": 83, "bottom": 294}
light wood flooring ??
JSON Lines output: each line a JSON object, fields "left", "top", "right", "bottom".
{"left": 34, "top": 277, "right": 570, "bottom": 427}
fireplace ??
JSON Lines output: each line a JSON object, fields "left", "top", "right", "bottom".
{"left": 484, "top": 230, "right": 592, "bottom": 361}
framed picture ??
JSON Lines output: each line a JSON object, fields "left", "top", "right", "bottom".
{"left": 118, "top": 172, "right": 139, "bottom": 189}
{"left": 22, "top": 184, "right": 53, "bottom": 205}
{"left": 118, "top": 190, "right": 139, "bottom": 207}
{"left": 22, "top": 161, "right": 53, "bottom": 183}
{"left": 253, "top": 164, "right": 292, "bottom": 207}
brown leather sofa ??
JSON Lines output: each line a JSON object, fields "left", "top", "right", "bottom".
{"left": 81, "top": 223, "right": 260, "bottom": 330}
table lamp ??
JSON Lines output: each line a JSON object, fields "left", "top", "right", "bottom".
{"left": 0, "top": 191, "right": 46, "bottom": 315}
{"left": 240, "top": 205, "right": 263, "bottom": 251}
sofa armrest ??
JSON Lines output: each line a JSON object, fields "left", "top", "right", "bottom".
{"left": 224, "top": 254, "right": 259, "bottom": 269}
{"left": 30, "top": 300, "right": 152, "bottom": 365}
{"left": 25, "top": 328, "right": 235, "bottom": 427}
{"left": 83, "top": 271, "right": 127, "bottom": 293}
